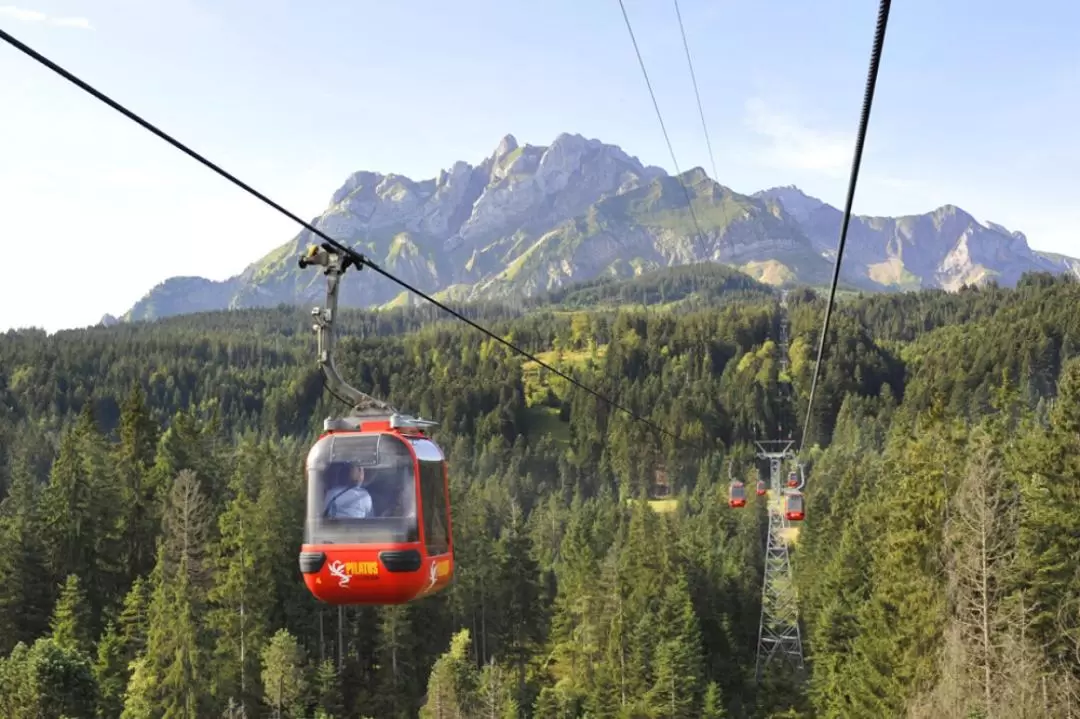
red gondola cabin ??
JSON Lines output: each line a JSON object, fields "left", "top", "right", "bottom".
{"left": 729, "top": 481, "right": 747, "bottom": 508}
{"left": 787, "top": 471, "right": 799, "bottom": 488}
{"left": 298, "top": 415, "right": 454, "bottom": 605}
{"left": 756, "top": 480, "right": 767, "bottom": 496}
{"left": 784, "top": 491, "right": 805, "bottom": 521}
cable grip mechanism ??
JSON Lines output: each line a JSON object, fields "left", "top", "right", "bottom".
{"left": 299, "top": 243, "right": 396, "bottom": 417}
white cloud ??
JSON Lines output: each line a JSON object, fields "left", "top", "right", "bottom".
{"left": 51, "top": 15, "right": 91, "bottom": 29}
{"left": 743, "top": 97, "right": 852, "bottom": 177}
{"left": 0, "top": 5, "right": 93, "bottom": 29}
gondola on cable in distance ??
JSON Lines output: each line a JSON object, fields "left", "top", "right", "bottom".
{"left": 784, "top": 491, "right": 805, "bottom": 522}
{"left": 727, "top": 459, "right": 746, "bottom": 508}
{"left": 296, "top": 244, "right": 454, "bottom": 605}
{"left": 728, "top": 481, "right": 747, "bottom": 508}
{"left": 784, "top": 465, "right": 805, "bottom": 520}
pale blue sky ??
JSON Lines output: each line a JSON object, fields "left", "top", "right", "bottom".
{"left": 1, "top": 0, "right": 1077, "bottom": 332}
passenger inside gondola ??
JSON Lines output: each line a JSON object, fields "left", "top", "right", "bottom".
{"left": 323, "top": 462, "right": 373, "bottom": 519}
{"left": 308, "top": 433, "right": 421, "bottom": 545}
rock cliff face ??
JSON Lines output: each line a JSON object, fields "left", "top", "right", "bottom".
{"left": 755, "top": 186, "right": 1077, "bottom": 291}
{"left": 123, "top": 134, "right": 1079, "bottom": 322}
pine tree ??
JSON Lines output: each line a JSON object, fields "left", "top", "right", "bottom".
{"left": 0, "top": 642, "right": 33, "bottom": 718}
{"left": 533, "top": 686, "right": 560, "bottom": 719}
{"left": 0, "top": 637, "right": 99, "bottom": 719}
{"left": 208, "top": 475, "right": 269, "bottom": 711}
{"left": 1009, "top": 358, "right": 1080, "bottom": 665}
{"left": 137, "top": 469, "right": 215, "bottom": 717}
{"left": 115, "top": 383, "right": 162, "bottom": 584}
{"left": 0, "top": 454, "right": 52, "bottom": 654}
{"left": 493, "top": 501, "right": 547, "bottom": 700}
{"left": 477, "top": 657, "right": 519, "bottom": 719}
{"left": 250, "top": 442, "right": 309, "bottom": 634}
{"left": 312, "top": 658, "right": 344, "bottom": 719}
{"left": 260, "top": 628, "right": 309, "bottom": 719}
{"left": 839, "top": 419, "right": 961, "bottom": 716}
{"left": 98, "top": 576, "right": 152, "bottom": 719}
{"left": 942, "top": 424, "right": 1019, "bottom": 716}
{"left": 50, "top": 573, "right": 93, "bottom": 655}
{"left": 119, "top": 655, "right": 158, "bottom": 719}
{"left": 149, "top": 409, "right": 229, "bottom": 512}
{"left": 701, "top": 681, "right": 726, "bottom": 718}
{"left": 94, "top": 621, "right": 128, "bottom": 719}
{"left": 118, "top": 576, "right": 152, "bottom": 663}
{"left": 420, "top": 629, "right": 479, "bottom": 719}
{"left": 647, "top": 572, "right": 704, "bottom": 718}
{"left": 40, "top": 405, "right": 125, "bottom": 633}
{"left": 371, "top": 604, "right": 420, "bottom": 718}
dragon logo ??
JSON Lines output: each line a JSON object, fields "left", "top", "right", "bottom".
{"left": 328, "top": 560, "right": 351, "bottom": 587}
{"left": 427, "top": 560, "right": 439, "bottom": 590}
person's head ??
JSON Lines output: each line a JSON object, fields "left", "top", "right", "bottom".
{"left": 350, "top": 464, "right": 366, "bottom": 485}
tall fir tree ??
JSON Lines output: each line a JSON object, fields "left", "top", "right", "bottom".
{"left": 420, "top": 629, "right": 479, "bottom": 719}
{"left": 115, "top": 383, "right": 163, "bottom": 585}
{"left": 49, "top": 573, "right": 93, "bottom": 656}
{"left": 40, "top": 404, "right": 125, "bottom": 635}
{"left": 207, "top": 462, "right": 270, "bottom": 712}
{"left": 260, "top": 628, "right": 309, "bottom": 719}
{"left": 131, "top": 469, "right": 215, "bottom": 717}
{"left": 0, "top": 452, "right": 53, "bottom": 654}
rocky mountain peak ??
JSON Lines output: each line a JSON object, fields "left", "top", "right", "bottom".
{"left": 436, "top": 160, "right": 473, "bottom": 190}
{"left": 494, "top": 134, "right": 519, "bottom": 159}
{"left": 681, "top": 167, "right": 711, "bottom": 186}
{"left": 118, "top": 131, "right": 1080, "bottom": 324}
{"left": 754, "top": 186, "right": 828, "bottom": 224}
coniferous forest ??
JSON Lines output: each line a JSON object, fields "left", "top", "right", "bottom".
{"left": 1, "top": 265, "right": 1080, "bottom": 717}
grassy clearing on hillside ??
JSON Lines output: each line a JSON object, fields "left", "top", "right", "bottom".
{"left": 521, "top": 345, "right": 607, "bottom": 445}
{"left": 740, "top": 259, "right": 797, "bottom": 286}
{"left": 624, "top": 497, "right": 680, "bottom": 513}
{"left": 525, "top": 405, "right": 570, "bottom": 445}
{"left": 520, "top": 345, "right": 608, "bottom": 404}
{"left": 868, "top": 258, "right": 921, "bottom": 288}
{"left": 814, "top": 286, "right": 863, "bottom": 300}
{"left": 648, "top": 498, "right": 679, "bottom": 513}
{"left": 250, "top": 242, "right": 297, "bottom": 283}
{"left": 642, "top": 196, "right": 749, "bottom": 235}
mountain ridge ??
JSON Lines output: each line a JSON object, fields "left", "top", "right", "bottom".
{"left": 122, "top": 133, "right": 1080, "bottom": 322}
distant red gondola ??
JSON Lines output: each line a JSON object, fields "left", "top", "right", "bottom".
{"left": 729, "top": 481, "right": 747, "bottom": 508}
{"left": 756, "top": 480, "right": 766, "bottom": 496}
{"left": 787, "top": 471, "right": 799, "bottom": 488}
{"left": 784, "top": 491, "right": 805, "bottom": 521}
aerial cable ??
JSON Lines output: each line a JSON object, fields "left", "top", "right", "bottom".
{"left": 673, "top": 0, "right": 719, "bottom": 183}
{"left": 320, "top": 369, "right": 353, "bottom": 409}
{"left": 0, "top": 26, "right": 710, "bottom": 454}
{"left": 617, "top": 0, "right": 712, "bottom": 262}
{"left": 798, "top": 0, "right": 892, "bottom": 456}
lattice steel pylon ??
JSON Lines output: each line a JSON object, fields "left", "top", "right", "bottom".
{"left": 754, "top": 290, "right": 805, "bottom": 683}
{"left": 754, "top": 440, "right": 804, "bottom": 682}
